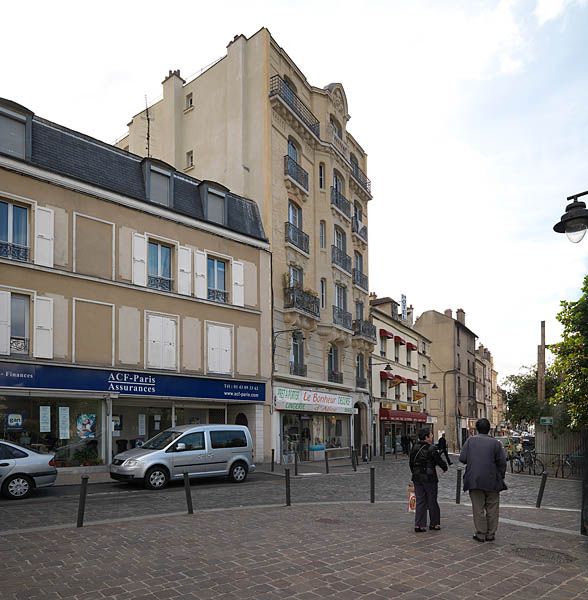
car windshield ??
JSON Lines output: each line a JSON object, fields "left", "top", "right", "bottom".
{"left": 141, "top": 430, "right": 183, "bottom": 450}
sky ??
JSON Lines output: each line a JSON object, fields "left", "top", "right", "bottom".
{"left": 3, "top": 0, "right": 587, "bottom": 379}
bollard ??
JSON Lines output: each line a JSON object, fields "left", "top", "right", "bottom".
{"left": 325, "top": 450, "right": 330, "bottom": 474}
{"left": 370, "top": 467, "right": 375, "bottom": 503}
{"left": 76, "top": 475, "right": 89, "bottom": 528}
{"left": 294, "top": 451, "right": 298, "bottom": 476}
{"left": 271, "top": 449, "right": 275, "bottom": 472}
{"left": 536, "top": 471, "right": 548, "bottom": 508}
{"left": 369, "top": 445, "right": 372, "bottom": 461}
{"left": 456, "top": 467, "right": 462, "bottom": 504}
{"left": 382, "top": 443, "right": 386, "bottom": 461}
{"left": 509, "top": 457, "right": 514, "bottom": 474}
{"left": 351, "top": 449, "right": 357, "bottom": 472}
{"left": 183, "top": 473, "right": 194, "bottom": 515}
{"left": 285, "top": 468, "right": 291, "bottom": 506}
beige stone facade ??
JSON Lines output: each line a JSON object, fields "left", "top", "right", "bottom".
{"left": 117, "top": 28, "right": 375, "bottom": 461}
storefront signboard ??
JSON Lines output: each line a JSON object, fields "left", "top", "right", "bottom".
{"left": 274, "top": 386, "right": 357, "bottom": 415}
{"left": 0, "top": 362, "right": 265, "bottom": 402}
{"left": 59, "top": 406, "right": 70, "bottom": 439}
{"left": 39, "top": 406, "right": 51, "bottom": 432}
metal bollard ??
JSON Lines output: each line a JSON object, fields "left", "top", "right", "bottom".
{"left": 294, "top": 451, "right": 298, "bottom": 476}
{"left": 536, "top": 471, "right": 548, "bottom": 508}
{"left": 456, "top": 467, "right": 462, "bottom": 504}
{"left": 351, "top": 449, "right": 357, "bottom": 472}
{"left": 76, "top": 475, "right": 89, "bottom": 528}
{"left": 370, "top": 467, "right": 375, "bottom": 503}
{"left": 285, "top": 468, "right": 291, "bottom": 506}
{"left": 271, "top": 448, "right": 275, "bottom": 472}
{"left": 325, "top": 450, "right": 330, "bottom": 474}
{"left": 183, "top": 473, "right": 194, "bottom": 515}
{"left": 369, "top": 445, "right": 372, "bottom": 461}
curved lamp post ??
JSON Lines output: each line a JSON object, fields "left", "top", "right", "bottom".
{"left": 553, "top": 192, "right": 588, "bottom": 243}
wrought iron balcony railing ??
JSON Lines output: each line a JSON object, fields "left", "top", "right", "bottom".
{"left": 283, "top": 286, "right": 320, "bottom": 319}
{"left": 332, "top": 305, "right": 352, "bottom": 330}
{"left": 208, "top": 288, "right": 229, "bottom": 303}
{"left": 290, "top": 363, "right": 308, "bottom": 377}
{"left": 269, "top": 75, "right": 320, "bottom": 138}
{"left": 351, "top": 163, "right": 372, "bottom": 195}
{"left": 0, "top": 241, "right": 30, "bottom": 262}
{"left": 285, "top": 222, "right": 309, "bottom": 253}
{"left": 328, "top": 370, "right": 344, "bottom": 384}
{"left": 148, "top": 275, "right": 172, "bottom": 292}
{"left": 352, "top": 319, "right": 376, "bottom": 342}
{"left": 352, "top": 217, "right": 368, "bottom": 242}
{"left": 284, "top": 155, "right": 309, "bottom": 191}
{"left": 330, "top": 187, "right": 351, "bottom": 218}
{"left": 328, "top": 123, "right": 349, "bottom": 157}
{"left": 353, "top": 269, "right": 369, "bottom": 291}
{"left": 331, "top": 245, "right": 351, "bottom": 273}
{"left": 356, "top": 376, "right": 367, "bottom": 389}
{"left": 10, "top": 337, "right": 29, "bottom": 354}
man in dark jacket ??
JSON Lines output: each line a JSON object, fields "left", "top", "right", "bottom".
{"left": 409, "top": 427, "right": 448, "bottom": 532}
{"left": 437, "top": 432, "right": 452, "bottom": 465}
{"left": 459, "top": 418, "right": 507, "bottom": 542}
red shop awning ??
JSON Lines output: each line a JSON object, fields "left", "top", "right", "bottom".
{"left": 379, "top": 328, "right": 394, "bottom": 339}
{"left": 380, "top": 370, "right": 396, "bottom": 381}
{"left": 393, "top": 375, "right": 406, "bottom": 384}
{"left": 406, "top": 342, "right": 418, "bottom": 351}
{"left": 394, "top": 335, "right": 406, "bottom": 345}
{"left": 406, "top": 378, "right": 418, "bottom": 386}
{"left": 379, "top": 408, "right": 427, "bottom": 422}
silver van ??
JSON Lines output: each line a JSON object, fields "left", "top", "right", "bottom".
{"left": 109, "top": 424, "right": 255, "bottom": 489}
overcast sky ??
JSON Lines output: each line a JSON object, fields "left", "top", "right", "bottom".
{"left": 3, "top": 0, "right": 587, "bottom": 379}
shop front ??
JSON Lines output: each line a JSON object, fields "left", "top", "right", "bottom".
{"left": 274, "top": 386, "right": 357, "bottom": 463}
{"left": 379, "top": 406, "right": 427, "bottom": 454}
{"left": 0, "top": 362, "right": 265, "bottom": 468}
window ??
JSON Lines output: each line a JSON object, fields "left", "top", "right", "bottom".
{"left": 356, "top": 353, "right": 365, "bottom": 379}
{"left": 422, "top": 364, "right": 427, "bottom": 379}
{"left": 175, "top": 432, "right": 204, "bottom": 451}
{"left": 394, "top": 342, "right": 400, "bottom": 362}
{"left": 291, "top": 332, "right": 304, "bottom": 373}
{"left": 288, "top": 201, "right": 302, "bottom": 228}
{"left": 289, "top": 265, "right": 303, "bottom": 288}
{"left": 457, "top": 376, "right": 462, "bottom": 397}
{"left": 406, "top": 350, "right": 411, "bottom": 368}
{"left": 319, "top": 163, "right": 325, "bottom": 189}
{"left": 380, "top": 336, "right": 386, "bottom": 358}
{"left": 457, "top": 327, "right": 461, "bottom": 346}
{"left": 319, "top": 220, "right": 326, "bottom": 249}
{"left": 210, "top": 430, "right": 247, "bottom": 449}
{"left": 333, "top": 170, "right": 344, "bottom": 194}
{"left": 148, "top": 241, "right": 172, "bottom": 292}
{"left": 207, "top": 257, "right": 228, "bottom": 302}
{"left": 147, "top": 314, "right": 177, "bottom": 370}
{"left": 185, "top": 93, "right": 193, "bottom": 110}
{"left": 186, "top": 150, "right": 194, "bottom": 168}
{"left": 355, "top": 301, "right": 364, "bottom": 320}
{"left": 380, "top": 378, "right": 387, "bottom": 398}
{"left": 335, "top": 284, "right": 347, "bottom": 310}
{"left": 457, "top": 353, "right": 461, "bottom": 371}
{"left": 334, "top": 226, "right": 346, "bottom": 252}
{"left": 328, "top": 344, "right": 339, "bottom": 373}
{"left": 0, "top": 110, "right": 26, "bottom": 159}
{"left": 0, "top": 443, "right": 27, "bottom": 459}
{"left": 421, "top": 341, "right": 426, "bottom": 353}
{"left": 320, "top": 278, "right": 327, "bottom": 309}
{"left": 150, "top": 169, "right": 171, "bottom": 206}
{"left": 207, "top": 323, "right": 232, "bottom": 374}
{"left": 330, "top": 115, "right": 342, "bottom": 139}
{"left": 287, "top": 139, "right": 299, "bottom": 163}
{"left": 10, "top": 294, "right": 29, "bottom": 355}
{"left": 354, "top": 201, "right": 363, "bottom": 223}
{"left": 354, "top": 251, "right": 363, "bottom": 274}
{"left": 206, "top": 189, "right": 225, "bottom": 225}
{"left": 350, "top": 153, "right": 359, "bottom": 172}
{"left": 395, "top": 385, "right": 401, "bottom": 402}
{"left": 0, "top": 200, "right": 29, "bottom": 261}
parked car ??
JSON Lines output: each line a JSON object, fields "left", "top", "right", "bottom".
{"left": 0, "top": 441, "right": 57, "bottom": 499}
{"left": 110, "top": 424, "right": 255, "bottom": 489}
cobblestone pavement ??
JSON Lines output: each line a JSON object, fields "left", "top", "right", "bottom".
{"left": 1, "top": 501, "right": 586, "bottom": 600}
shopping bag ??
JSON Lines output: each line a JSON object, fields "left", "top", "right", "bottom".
{"left": 407, "top": 481, "right": 416, "bottom": 512}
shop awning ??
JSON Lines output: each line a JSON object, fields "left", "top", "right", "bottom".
{"left": 406, "top": 378, "right": 418, "bottom": 386}
{"left": 379, "top": 328, "right": 394, "bottom": 339}
{"left": 393, "top": 375, "right": 406, "bottom": 384}
{"left": 379, "top": 408, "right": 427, "bottom": 422}
{"left": 380, "top": 370, "right": 396, "bottom": 381}
{"left": 406, "top": 342, "right": 418, "bottom": 351}
{"left": 394, "top": 335, "right": 406, "bottom": 345}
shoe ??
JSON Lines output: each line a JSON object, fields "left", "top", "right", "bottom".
{"left": 429, "top": 525, "right": 441, "bottom": 530}
{"left": 472, "top": 534, "right": 485, "bottom": 543}
{"left": 414, "top": 527, "right": 427, "bottom": 533}
{"left": 485, "top": 535, "right": 495, "bottom": 542}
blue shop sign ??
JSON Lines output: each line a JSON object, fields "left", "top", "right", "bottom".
{"left": 0, "top": 362, "right": 265, "bottom": 402}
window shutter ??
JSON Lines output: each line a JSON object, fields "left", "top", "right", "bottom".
{"left": 162, "top": 318, "right": 177, "bottom": 370}
{"left": 34, "top": 206, "right": 54, "bottom": 267}
{"left": 195, "top": 250, "right": 207, "bottom": 299}
{"left": 219, "top": 326, "right": 232, "bottom": 374}
{"left": 232, "top": 260, "right": 244, "bottom": 307}
{"left": 147, "top": 315, "right": 163, "bottom": 368}
{"left": 132, "top": 233, "right": 147, "bottom": 287}
{"left": 207, "top": 324, "right": 220, "bottom": 373}
{"left": 0, "top": 291, "right": 10, "bottom": 356}
{"left": 33, "top": 296, "right": 53, "bottom": 359}
{"left": 177, "top": 246, "right": 192, "bottom": 296}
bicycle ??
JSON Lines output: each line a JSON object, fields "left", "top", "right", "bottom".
{"left": 512, "top": 450, "right": 544, "bottom": 475}
{"left": 553, "top": 452, "right": 584, "bottom": 479}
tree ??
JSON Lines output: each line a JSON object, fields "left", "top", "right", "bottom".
{"left": 550, "top": 275, "right": 588, "bottom": 429}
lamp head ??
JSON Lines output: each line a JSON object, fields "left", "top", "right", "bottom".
{"left": 554, "top": 196, "right": 588, "bottom": 243}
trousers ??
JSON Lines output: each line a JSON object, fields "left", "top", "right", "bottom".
{"left": 414, "top": 481, "right": 440, "bottom": 527}
{"left": 469, "top": 489, "right": 500, "bottom": 535}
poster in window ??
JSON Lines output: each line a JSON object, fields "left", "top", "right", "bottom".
{"left": 138, "top": 414, "right": 146, "bottom": 436}
{"left": 6, "top": 413, "right": 23, "bottom": 431}
{"left": 59, "top": 407, "right": 70, "bottom": 439}
{"left": 39, "top": 406, "right": 51, "bottom": 433}
{"left": 76, "top": 414, "right": 96, "bottom": 439}
{"left": 112, "top": 415, "right": 122, "bottom": 438}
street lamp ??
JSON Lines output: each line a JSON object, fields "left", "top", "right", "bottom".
{"left": 553, "top": 191, "right": 588, "bottom": 243}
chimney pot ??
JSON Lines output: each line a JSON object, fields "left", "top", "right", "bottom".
{"left": 444, "top": 309, "right": 452, "bottom": 318}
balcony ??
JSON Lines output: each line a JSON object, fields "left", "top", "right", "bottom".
{"left": 351, "top": 163, "right": 372, "bottom": 196}
{"left": 290, "top": 363, "right": 308, "bottom": 377}
{"left": 283, "top": 286, "right": 320, "bottom": 319}
{"left": 208, "top": 288, "right": 229, "bottom": 303}
{"left": 332, "top": 305, "right": 352, "bottom": 330}
{"left": 352, "top": 217, "right": 368, "bottom": 242}
{"left": 353, "top": 269, "right": 368, "bottom": 292}
{"left": 331, "top": 245, "right": 351, "bottom": 273}
{"left": 356, "top": 376, "right": 367, "bottom": 389}
{"left": 284, "top": 155, "right": 309, "bottom": 192}
{"left": 352, "top": 319, "right": 376, "bottom": 343}
{"left": 285, "top": 222, "right": 309, "bottom": 254}
{"left": 0, "top": 241, "right": 30, "bottom": 262}
{"left": 328, "top": 123, "right": 349, "bottom": 158}
{"left": 148, "top": 275, "right": 172, "bottom": 292}
{"left": 269, "top": 75, "right": 320, "bottom": 138}
{"left": 330, "top": 187, "right": 351, "bottom": 218}
{"left": 328, "top": 370, "right": 344, "bottom": 384}
{"left": 10, "top": 337, "right": 29, "bottom": 354}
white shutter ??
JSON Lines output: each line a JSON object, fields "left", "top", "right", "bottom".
{"left": 207, "top": 324, "right": 220, "bottom": 373}
{"left": 147, "top": 315, "right": 163, "bottom": 368}
{"left": 195, "top": 250, "right": 207, "bottom": 299}
{"left": 219, "top": 326, "right": 232, "bottom": 374}
{"left": 132, "top": 233, "right": 147, "bottom": 287}
{"left": 162, "top": 318, "right": 177, "bottom": 370}
{"left": 33, "top": 296, "right": 53, "bottom": 359}
{"left": 0, "top": 291, "right": 10, "bottom": 356}
{"left": 232, "top": 260, "right": 244, "bottom": 307}
{"left": 177, "top": 246, "right": 192, "bottom": 296}
{"left": 34, "top": 206, "right": 54, "bottom": 267}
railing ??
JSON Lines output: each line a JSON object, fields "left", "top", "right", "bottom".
{"left": 331, "top": 245, "right": 351, "bottom": 273}
{"left": 284, "top": 155, "right": 309, "bottom": 191}
{"left": 356, "top": 376, "right": 367, "bottom": 389}
{"left": 0, "top": 241, "right": 30, "bottom": 262}
{"left": 290, "top": 363, "right": 308, "bottom": 377}
{"left": 351, "top": 163, "right": 372, "bottom": 195}
{"left": 352, "top": 319, "right": 376, "bottom": 342}
{"left": 352, "top": 217, "right": 368, "bottom": 242}
{"left": 330, "top": 187, "right": 351, "bottom": 218}
{"left": 328, "top": 123, "right": 349, "bottom": 157}
{"left": 207, "top": 288, "right": 229, "bottom": 303}
{"left": 285, "top": 222, "right": 309, "bottom": 253}
{"left": 328, "top": 370, "right": 344, "bottom": 384}
{"left": 269, "top": 75, "right": 320, "bottom": 137}
{"left": 283, "top": 286, "right": 320, "bottom": 319}
{"left": 148, "top": 275, "right": 172, "bottom": 292}
{"left": 332, "top": 305, "right": 352, "bottom": 330}
{"left": 352, "top": 269, "right": 368, "bottom": 291}
{"left": 10, "top": 337, "right": 29, "bottom": 354}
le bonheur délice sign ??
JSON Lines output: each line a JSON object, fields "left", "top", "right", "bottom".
{"left": 274, "top": 386, "right": 357, "bottom": 414}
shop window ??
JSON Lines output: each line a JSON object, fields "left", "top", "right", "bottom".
{"left": 207, "top": 323, "right": 232, "bottom": 375}
{"left": 148, "top": 241, "right": 173, "bottom": 292}
{"left": 147, "top": 314, "right": 177, "bottom": 370}
{"left": 0, "top": 200, "right": 29, "bottom": 262}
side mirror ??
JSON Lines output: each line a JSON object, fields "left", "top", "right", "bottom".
{"left": 135, "top": 440, "right": 144, "bottom": 448}
{"left": 175, "top": 442, "right": 186, "bottom": 452}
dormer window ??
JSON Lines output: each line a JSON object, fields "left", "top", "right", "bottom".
{"left": 0, "top": 104, "right": 31, "bottom": 160}
{"left": 150, "top": 168, "right": 171, "bottom": 206}
{"left": 206, "top": 189, "right": 225, "bottom": 225}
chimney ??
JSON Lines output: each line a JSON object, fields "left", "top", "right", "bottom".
{"left": 406, "top": 304, "right": 414, "bottom": 326}
{"left": 444, "top": 309, "right": 452, "bottom": 318}
{"left": 456, "top": 308, "right": 465, "bottom": 324}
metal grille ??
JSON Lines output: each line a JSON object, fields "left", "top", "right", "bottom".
{"left": 352, "top": 217, "right": 368, "bottom": 242}
{"left": 10, "top": 337, "right": 29, "bottom": 354}
{"left": 353, "top": 269, "right": 369, "bottom": 291}
{"left": 147, "top": 275, "right": 172, "bottom": 292}
{"left": 328, "top": 370, "right": 344, "bottom": 384}
{"left": 269, "top": 76, "right": 320, "bottom": 137}
{"left": 0, "top": 241, "right": 30, "bottom": 262}
{"left": 289, "top": 363, "right": 307, "bottom": 377}
{"left": 284, "top": 155, "right": 309, "bottom": 191}
{"left": 331, "top": 245, "right": 351, "bottom": 272}
{"left": 333, "top": 305, "right": 352, "bottom": 330}
{"left": 351, "top": 163, "right": 372, "bottom": 195}
{"left": 330, "top": 187, "right": 351, "bottom": 218}
{"left": 285, "top": 222, "right": 310, "bottom": 253}
{"left": 283, "top": 286, "right": 320, "bottom": 319}
{"left": 353, "top": 319, "right": 376, "bottom": 342}
{"left": 208, "top": 288, "right": 229, "bottom": 303}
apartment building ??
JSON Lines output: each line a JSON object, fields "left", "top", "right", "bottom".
{"left": 0, "top": 98, "right": 271, "bottom": 468}
{"left": 116, "top": 28, "right": 375, "bottom": 462}
{"left": 370, "top": 297, "right": 432, "bottom": 453}
{"left": 475, "top": 344, "right": 495, "bottom": 424}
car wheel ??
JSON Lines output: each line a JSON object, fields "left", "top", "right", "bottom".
{"left": 229, "top": 461, "right": 248, "bottom": 483}
{"left": 144, "top": 466, "right": 169, "bottom": 490}
{"left": 2, "top": 475, "right": 34, "bottom": 499}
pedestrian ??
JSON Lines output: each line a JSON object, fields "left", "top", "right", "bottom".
{"left": 437, "top": 432, "right": 452, "bottom": 465}
{"left": 409, "top": 427, "right": 448, "bottom": 532}
{"left": 401, "top": 435, "right": 408, "bottom": 455}
{"left": 459, "top": 418, "right": 507, "bottom": 543}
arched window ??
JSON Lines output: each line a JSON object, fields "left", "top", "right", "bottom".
{"left": 288, "top": 200, "right": 302, "bottom": 228}
{"left": 319, "top": 220, "right": 326, "bottom": 248}
{"left": 354, "top": 251, "right": 363, "bottom": 274}
{"left": 287, "top": 138, "right": 299, "bottom": 163}
{"left": 350, "top": 153, "right": 359, "bottom": 177}
{"left": 330, "top": 115, "right": 342, "bottom": 139}
{"left": 334, "top": 225, "right": 346, "bottom": 252}
{"left": 354, "top": 201, "right": 363, "bottom": 223}
{"left": 356, "top": 353, "right": 365, "bottom": 379}
{"left": 333, "top": 170, "right": 344, "bottom": 194}
{"left": 320, "top": 278, "right": 327, "bottom": 309}
{"left": 328, "top": 344, "right": 339, "bottom": 373}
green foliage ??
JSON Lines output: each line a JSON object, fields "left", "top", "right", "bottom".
{"left": 550, "top": 275, "right": 588, "bottom": 428}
